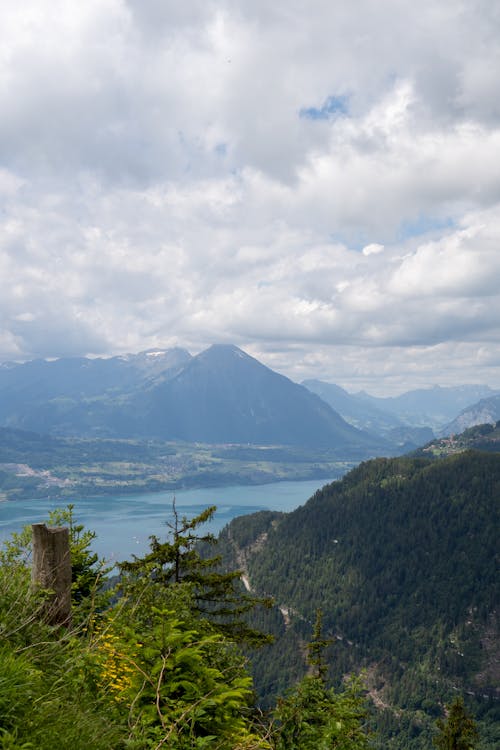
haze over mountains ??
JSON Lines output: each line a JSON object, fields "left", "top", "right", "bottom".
{"left": 0, "top": 344, "right": 496, "bottom": 452}
{"left": 0, "top": 345, "right": 380, "bottom": 453}
{"left": 444, "top": 394, "right": 500, "bottom": 435}
{"left": 303, "top": 379, "right": 497, "bottom": 434}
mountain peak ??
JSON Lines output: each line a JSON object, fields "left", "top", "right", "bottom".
{"left": 139, "top": 343, "right": 383, "bottom": 450}
{"left": 204, "top": 343, "right": 249, "bottom": 356}
{"left": 196, "top": 344, "right": 260, "bottom": 369}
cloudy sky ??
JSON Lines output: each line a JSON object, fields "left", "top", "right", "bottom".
{"left": 1, "top": 0, "right": 500, "bottom": 394}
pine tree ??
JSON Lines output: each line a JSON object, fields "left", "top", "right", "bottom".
{"left": 308, "top": 608, "right": 333, "bottom": 680}
{"left": 434, "top": 696, "right": 479, "bottom": 750}
{"left": 273, "top": 610, "right": 371, "bottom": 749}
{"left": 119, "top": 499, "right": 272, "bottom": 644}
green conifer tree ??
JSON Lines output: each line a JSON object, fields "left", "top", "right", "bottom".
{"left": 119, "top": 500, "right": 272, "bottom": 644}
{"left": 273, "top": 610, "right": 371, "bottom": 749}
{"left": 434, "top": 696, "right": 479, "bottom": 750}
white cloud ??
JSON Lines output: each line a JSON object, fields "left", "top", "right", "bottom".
{"left": 0, "top": 0, "right": 500, "bottom": 392}
{"left": 362, "top": 244, "right": 385, "bottom": 257}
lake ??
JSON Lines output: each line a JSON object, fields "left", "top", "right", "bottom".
{"left": 0, "top": 477, "right": 335, "bottom": 563}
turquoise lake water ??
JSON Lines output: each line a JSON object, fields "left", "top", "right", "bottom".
{"left": 0, "top": 477, "right": 335, "bottom": 563}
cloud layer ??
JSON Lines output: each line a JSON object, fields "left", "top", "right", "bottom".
{"left": 1, "top": 0, "right": 500, "bottom": 393}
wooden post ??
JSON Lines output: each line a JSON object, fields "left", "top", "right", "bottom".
{"left": 31, "top": 523, "right": 72, "bottom": 626}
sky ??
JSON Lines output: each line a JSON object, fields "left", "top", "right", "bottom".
{"left": 1, "top": 0, "right": 500, "bottom": 395}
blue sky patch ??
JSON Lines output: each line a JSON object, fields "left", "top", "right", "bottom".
{"left": 300, "top": 95, "right": 349, "bottom": 121}
{"left": 399, "top": 215, "right": 456, "bottom": 241}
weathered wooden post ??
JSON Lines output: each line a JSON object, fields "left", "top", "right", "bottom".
{"left": 31, "top": 523, "right": 72, "bottom": 626}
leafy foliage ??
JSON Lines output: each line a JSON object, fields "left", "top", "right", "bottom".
{"left": 0, "top": 505, "right": 273, "bottom": 749}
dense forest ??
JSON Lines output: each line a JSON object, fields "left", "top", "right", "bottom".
{"left": 217, "top": 451, "right": 500, "bottom": 749}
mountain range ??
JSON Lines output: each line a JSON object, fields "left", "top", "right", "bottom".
{"left": 0, "top": 345, "right": 382, "bottom": 454}
{"left": 302, "top": 378, "right": 497, "bottom": 437}
{"left": 443, "top": 394, "right": 500, "bottom": 435}
{"left": 0, "top": 344, "right": 497, "bottom": 452}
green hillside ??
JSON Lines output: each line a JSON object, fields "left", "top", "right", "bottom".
{"left": 0, "top": 427, "right": 355, "bottom": 500}
{"left": 220, "top": 451, "right": 500, "bottom": 748}
{"left": 416, "top": 421, "right": 500, "bottom": 457}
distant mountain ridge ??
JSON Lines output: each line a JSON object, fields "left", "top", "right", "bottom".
{"left": 302, "top": 378, "right": 435, "bottom": 450}
{"left": 302, "top": 379, "right": 403, "bottom": 433}
{"left": 1, "top": 345, "right": 496, "bottom": 453}
{"left": 303, "top": 379, "right": 497, "bottom": 437}
{"left": 441, "top": 394, "right": 500, "bottom": 435}
{"left": 0, "top": 347, "right": 191, "bottom": 408}
{"left": 357, "top": 383, "right": 497, "bottom": 428}
{"left": 0, "top": 345, "right": 385, "bottom": 454}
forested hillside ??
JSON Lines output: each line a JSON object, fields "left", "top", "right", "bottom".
{"left": 219, "top": 451, "right": 500, "bottom": 749}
